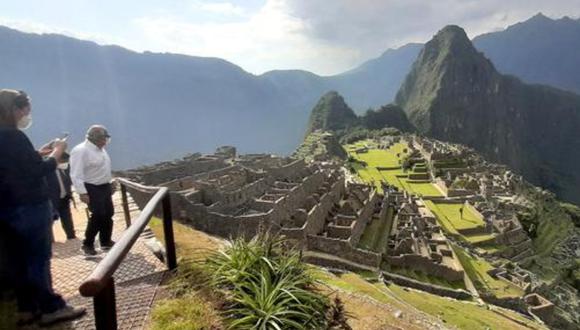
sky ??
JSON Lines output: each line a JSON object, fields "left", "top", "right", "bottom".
{"left": 1, "top": 0, "right": 579, "bottom": 75}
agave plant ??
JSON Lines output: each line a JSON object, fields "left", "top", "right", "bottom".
{"left": 205, "top": 233, "right": 330, "bottom": 329}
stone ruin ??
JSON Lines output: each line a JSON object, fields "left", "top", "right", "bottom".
{"left": 120, "top": 147, "right": 383, "bottom": 270}
{"left": 385, "top": 186, "right": 465, "bottom": 282}
{"left": 487, "top": 264, "right": 533, "bottom": 293}
{"left": 524, "top": 293, "right": 555, "bottom": 324}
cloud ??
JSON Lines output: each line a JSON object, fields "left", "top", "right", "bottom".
{"left": 193, "top": 1, "right": 246, "bottom": 16}
{"left": 4, "top": 0, "right": 578, "bottom": 75}
{"left": 133, "top": 0, "right": 361, "bottom": 75}
{"left": 284, "top": 0, "right": 580, "bottom": 52}
{"left": 132, "top": 0, "right": 580, "bottom": 75}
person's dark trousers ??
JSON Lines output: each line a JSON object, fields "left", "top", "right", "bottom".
{"left": 2, "top": 201, "right": 66, "bottom": 314}
{"left": 0, "top": 218, "right": 18, "bottom": 328}
{"left": 56, "top": 196, "right": 75, "bottom": 239}
{"left": 83, "top": 183, "right": 114, "bottom": 248}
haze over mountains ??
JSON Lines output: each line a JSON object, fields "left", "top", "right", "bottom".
{"left": 0, "top": 12, "right": 579, "bottom": 175}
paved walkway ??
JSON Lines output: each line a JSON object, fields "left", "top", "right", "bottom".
{"left": 23, "top": 193, "right": 167, "bottom": 330}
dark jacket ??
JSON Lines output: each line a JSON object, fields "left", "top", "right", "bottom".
{"left": 46, "top": 167, "right": 72, "bottom": 208}
{"left": 0, "top": 127, "right": 57, "bottom": 211}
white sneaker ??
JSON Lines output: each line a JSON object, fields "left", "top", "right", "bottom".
{"left": 39, "top": 305, "right": 86, "bottom": 326}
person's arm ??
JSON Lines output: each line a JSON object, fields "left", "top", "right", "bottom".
{"left": 12, "top": 130, "right": 60, "bottom": 178}
{"left": 69, "top": 146, "right": 87, "bottom": 195}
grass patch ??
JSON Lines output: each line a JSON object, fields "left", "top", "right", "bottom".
{"left": 383, "top": 283, "right": 543, "bottom": 330}
{"left": 346, "top": 141, "right": 408, "bottom": 169}
{"left": 316, "top": 270, "right": 544, "bottom": 330}
{"left": 151, "top": 292, "right": 223, "bottom": 330}
{"left": 149, "top": 217, "right": 223, "bottom": 260}
{"left": 428, "top": 202, "right": 485, "bottom": 231}
{"left": 407, "top": 181, "right": 443, "bottom": 197}
{"left": 453, "top": 245, "right": 524, "bottom": 299}
{"left": 346, "top": 141, "right": 442, "bottom": 198}
{"left": 357, "top": 208, "right": 394, "bottom": 253}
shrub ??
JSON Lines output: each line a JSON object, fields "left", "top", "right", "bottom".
{"left": 205, "top": 234, "right": 331, "bottom": 330}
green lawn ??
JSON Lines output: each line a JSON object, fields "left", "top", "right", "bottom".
{"left": 425, "top": 201, "right": 498, "bottom": 245}
{"left": 452, "top": 245, "right": 524, "bottom": 299}
{"left": 426, "top": 201, "right": 486, "bottom": 231}
{"left": 378, "top": 169, "right": 405, "bottom": 189}
{"left": 347, "top": 141, "right": 442, "bottom": 197}
{"left": 407, "top": 181, "right": 444, "bottom": 197}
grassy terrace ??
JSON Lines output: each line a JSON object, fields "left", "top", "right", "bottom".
{"left": 346, "top": 140, "right": 443, "bottom": 197}
{"left": 453, "top": 245, "right": 524, "bottom": 299}
{"left": 316, "top": 271, "right": 544, "bottom": 330}
{"left": 425, "top": 200, "right": 496, "bottom": 244}
{"left": 346, "top": 139, "right": 499, "bottom": 244}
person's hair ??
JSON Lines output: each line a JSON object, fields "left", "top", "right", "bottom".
{"left": 0, "top": 90, "right": 30, "bottom": 128}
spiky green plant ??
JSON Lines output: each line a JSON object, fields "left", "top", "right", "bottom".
{"left": 205, "top": 233, "right": 330, "bottom": 329}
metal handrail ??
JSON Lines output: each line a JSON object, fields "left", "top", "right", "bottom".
{"left": 78, "top": 178, "right": 177, "bottom": 329}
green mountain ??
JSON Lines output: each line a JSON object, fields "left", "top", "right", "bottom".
{"left": 396, "top": 25, "right": 580, "bottom": 205}
{"left": 305, "top": 91, "right": 414, "bottom": 139}
{"left": 304, "top": 91, "right": 359, "bottom": 136}
{"left": 362, "top": 104, "right": 414, "bottom": 132}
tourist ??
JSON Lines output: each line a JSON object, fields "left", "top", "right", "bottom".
{"left": 0, "top": 89, "right": 86, "bottom": 325}
{"left": 47, "top": 152, "right": 76, "bottom": 240}
{"left": 70, "top": 125, "right": 115, "bottom": 256}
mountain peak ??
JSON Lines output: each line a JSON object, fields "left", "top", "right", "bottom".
{"left": 305, "top": 91, "right": 357, "bottom": 136}
{"left": 527, "top": 12, "right": 552, "bottom": 23}
{"left": 428, "top": 25, "right": 475, "bottom": 56}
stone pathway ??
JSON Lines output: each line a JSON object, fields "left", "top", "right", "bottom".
{"left": 22, "top": 193, "right": 167, "bottom": 330}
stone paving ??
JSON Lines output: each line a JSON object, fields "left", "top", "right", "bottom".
{"left": 22, "top": 193, "right": 167, "bottom": 330}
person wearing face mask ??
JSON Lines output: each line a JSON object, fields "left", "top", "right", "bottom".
{"left": 0, "top": 89, "right": 86, "bottom": 326}
{"left": 46, "top": 152, "right": 76, "bottom": 240}
{"left": 70, "top": 125, "right": 114, "bottom": 256}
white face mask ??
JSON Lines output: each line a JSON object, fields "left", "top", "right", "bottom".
{"left": 58, "top": 163, "right": 69, "bottom": 170}
{"left": 17, "top": 113, "right": 32, "bottom": 130}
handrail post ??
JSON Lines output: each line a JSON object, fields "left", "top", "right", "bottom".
{"left": 162, "top": 194, "right": 177, "bottom": 270}
{"left": 120, "top": 184, "right": 131, "bottom": 228}
{"left": 94, "top": 276, "right": 117, "bottom": 330}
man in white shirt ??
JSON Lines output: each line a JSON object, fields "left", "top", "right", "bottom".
{"left": 70, "top": 125, "right": 114, "bottom": 256}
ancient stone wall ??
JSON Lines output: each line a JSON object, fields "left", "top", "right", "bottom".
{"left": 303, "top": 178, "right": 345, "bottom": 235}
{"left": 133, "top": 156, "right": 226, "bottom": 185}
{"left": 385, "top": 254, "right": 464, "bottom": 282}
{"left": 268, "top": 159, "right": 309, "bottom": 182}
{"left": 302, "top": 255, "right": 374, "bottom": 272}
{"left": 381, "top": 272, "right": 471, "bottom": 300}
{"left": 349, "top": 191, "right": 380, "bottom": 245}
{"left": 306, "top": 235, "right": 381, "bottom": 268}
{"left": 219, "top": 178, "right": 269, "bottom": 209}
{"left": 182, "top": 202, "right": 271, "bottom": 238}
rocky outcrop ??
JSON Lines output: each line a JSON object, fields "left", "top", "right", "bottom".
{"left": 305, "top": 91, "right": 358, "bottom": 136}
